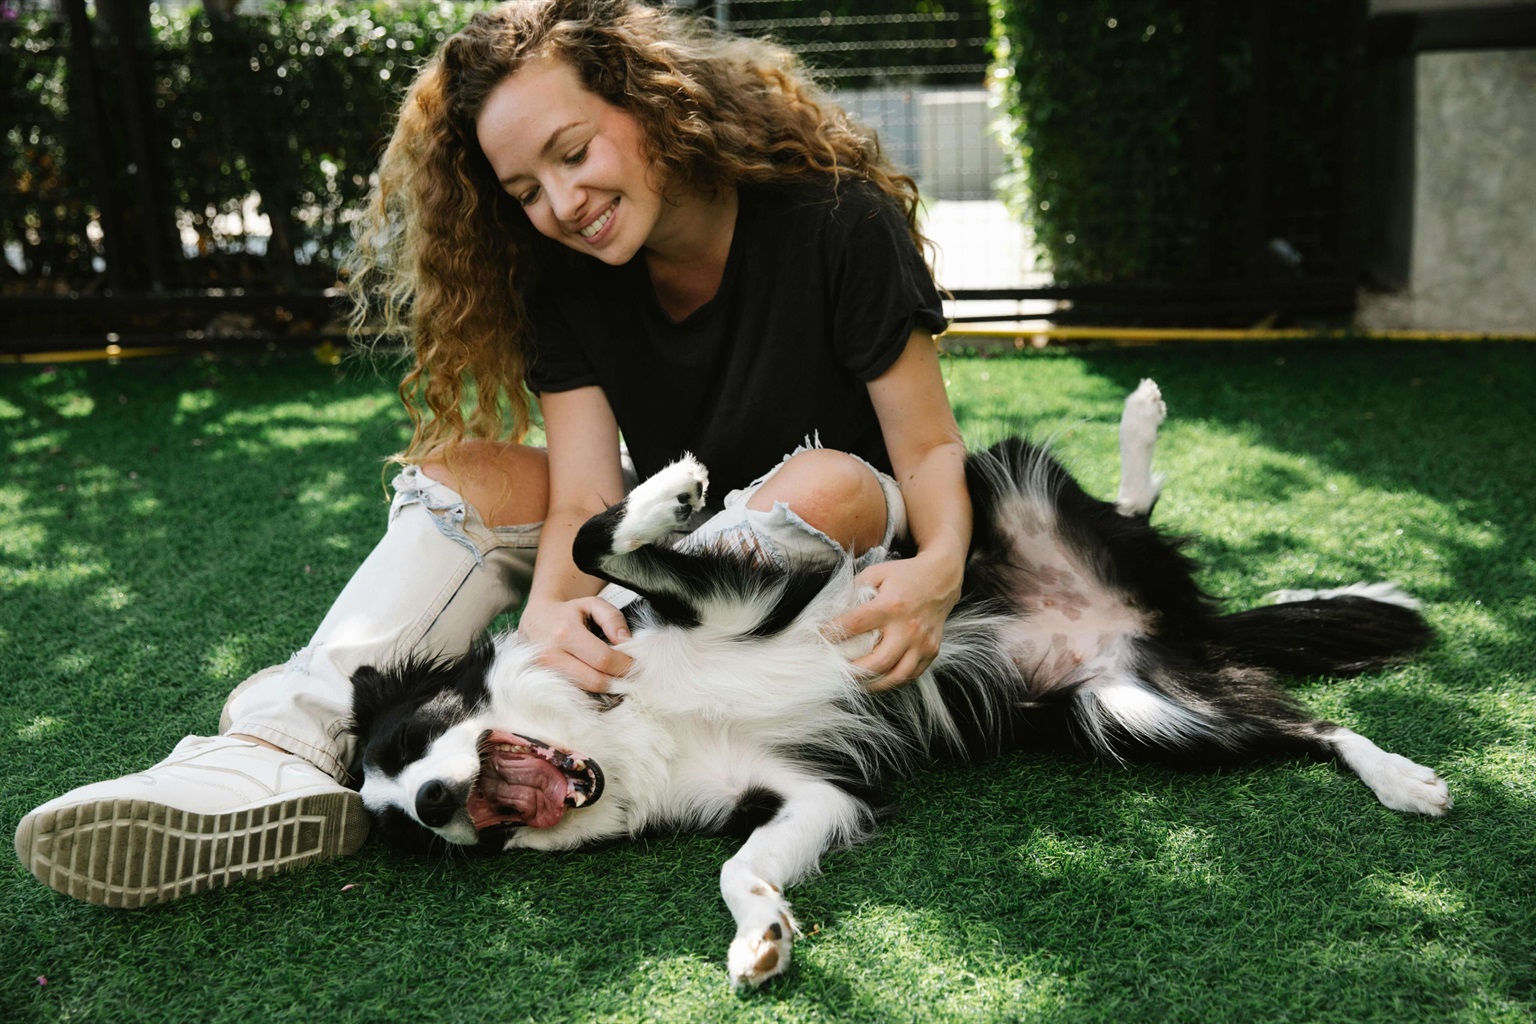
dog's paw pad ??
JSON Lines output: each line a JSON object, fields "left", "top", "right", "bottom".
{"left": 612, "top": 456, "right": 709, "bottom": 552}
{"left": 1120, "top": 379, "right": 1167, "bottom": 441}
{"left": 728, "top": 914, "right": 795, "bottom": 991}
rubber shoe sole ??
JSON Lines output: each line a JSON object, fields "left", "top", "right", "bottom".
{"left": 15, "top": 791, "right": 369, "bottom": 909}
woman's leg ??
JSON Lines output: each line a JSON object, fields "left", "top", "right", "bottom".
{"left": 680, "top": 446, "right": 907, "bottom": 568}
{"left": 742, "top": 447, "right": 893, "bottom": 556}
{"left": 222, "top": 442, "right": 547, "bottom": 776}
{"left": 16, "top": 442, "right": 547, "bottom": 908}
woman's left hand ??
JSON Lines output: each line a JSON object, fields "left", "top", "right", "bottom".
{"left": 826, "top": 550, "right": 964, "bottom": 692}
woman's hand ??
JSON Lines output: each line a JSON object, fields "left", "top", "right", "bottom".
{"left": 827, "top": 550, "right": 964, "bottom": 692}
{"left": 517, "top": 596, "right": 634, "bottom": 693}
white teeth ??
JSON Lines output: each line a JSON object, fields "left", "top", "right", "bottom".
{"left": 579, "top": 202, "right": 615, "bottom": 239}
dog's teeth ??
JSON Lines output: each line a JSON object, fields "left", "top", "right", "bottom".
{"left": 570, "top": 792, "right": 587, "bottom": 807}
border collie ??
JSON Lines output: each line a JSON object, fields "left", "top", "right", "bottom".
{"left": 350, "top": 380, "right": 1448, "bottom": 989}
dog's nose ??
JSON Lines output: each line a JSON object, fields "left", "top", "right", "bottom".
{"left": 415, "top": 779, "right": 462, "bottom": 828}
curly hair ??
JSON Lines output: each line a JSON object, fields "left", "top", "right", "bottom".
{"left": 346, "top": 0, "right": 930, "bottom": 458}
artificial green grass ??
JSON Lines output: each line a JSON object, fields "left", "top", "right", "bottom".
{"left": 4, "top": 342, "right": 1534, "bottom": 1023}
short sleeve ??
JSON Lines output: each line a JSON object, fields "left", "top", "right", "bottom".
{"left": 523, "top": 289, "right": 600, "bottom": 393}
{"left": 828, "top": 186, "right": 949, "bottom": 381}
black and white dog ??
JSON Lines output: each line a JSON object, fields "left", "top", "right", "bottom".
{"left": 350, "top": 380, "right": 1449, "bottom": 989}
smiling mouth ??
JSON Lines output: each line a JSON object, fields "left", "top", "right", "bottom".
{"left": 465, "top": 730, "right": 604, "bottom": 832}
{"left": 578, "top": 198, "right": 619, "bottom": 239}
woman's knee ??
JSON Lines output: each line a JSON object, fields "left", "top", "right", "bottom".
{"left": 417, "top": 440, "right": 549, "bottom": 528}
{"left": 746, "top": 448, "right": 888, "bottom": 554}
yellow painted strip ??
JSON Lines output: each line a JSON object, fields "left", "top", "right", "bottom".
{"left": 942, "top": 326, "right": 1536, "bottom": 343}
{"left": 0, "top": 345, "right": 187, "bottom": 365}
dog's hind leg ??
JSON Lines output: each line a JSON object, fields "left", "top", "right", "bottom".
{"left": 718, "top": 778, "right": 871, "bottom": 990}
{"left": 1073, "top": 668, "right": 1451, "bottom": 817}
{"left": 1116, "top": 378, "right": 1167, "bottom": 518}
{"left": 1323, "top": 725, "right": 1452, "bottom": 816}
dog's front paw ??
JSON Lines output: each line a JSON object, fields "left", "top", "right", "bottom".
{"left": 612, "top": 456, "right": 708, "bottom": 552}
{"left": 728, "top": 908, "right": 799, "bottom": 991}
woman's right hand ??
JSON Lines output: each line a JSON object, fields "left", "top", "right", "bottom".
{"left": 517, "top": 596, "right": 634, "bottom": 693}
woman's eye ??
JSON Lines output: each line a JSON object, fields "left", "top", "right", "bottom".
{"left": 517, "top": 185, "right": 541, "bottom": 207}
{"left": 563, "top": 145, "right": 588, "bottom": 167}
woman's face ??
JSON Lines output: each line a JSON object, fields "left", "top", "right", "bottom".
{"left": 476, "top": 55, "right": 664, "bottom": 265}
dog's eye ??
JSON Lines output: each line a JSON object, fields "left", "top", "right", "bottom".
{"left": 366, "top": 719, "right": 442, "bottom": 778}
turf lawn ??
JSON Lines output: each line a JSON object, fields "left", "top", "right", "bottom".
{"left": 3, "top": 341, "right": 1534, "bottom": 1024}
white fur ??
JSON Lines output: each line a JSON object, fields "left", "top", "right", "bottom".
{"left": 611, "top": 455, "right": 707, "bottom": 552}
{"left": 1327, "top": 727, "right": 1452, "bottom": 816}
{"left": 1268, "top": 581, "right": 1423, "bottom": 611}
{"left": 1117, "top": 378, "right": 1167, "bottom": 516}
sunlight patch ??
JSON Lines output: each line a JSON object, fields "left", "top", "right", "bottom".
{"left": 11, "top": 430, "right": 66, "bottom": 456}
{"left": 18, "top": 715, "right": 65, "bottom": 741}
{"left": 0, "top": 522, "right": 47, "bottom": 559}
{"left": 829, "top": 906, "right": 1070, "bottom": 1017}
{"left": 130, "top": 495, "right": 164, "bottom": 517}
{"left": 90, "top": 584, "right": 134, "bottom": 612}
{"left": 175, "top": 389, "right": 220, "bottom": 420}
{"left": 1017, "top": 831, "right": 1108, "bottom": 879}
{"left": 204, "top": 637, "right": 253, "bottom": 680}
{"left": 54, "top": 650, "right": 95, "bottom": 674}
{"left": 299, "top": 470, "right": 362, "bottom": 513}
{"left": 1360, "top": 871, "right": 1467, "bottom": 920}
{"left": 48, "top": 391, "right": 96, "bottom": 418}
{"left": 1151, "top": 825, "right": 1232, "bottom": 891}
{"left": 221, "top": 395, "right": 397, "bottom": 427}
{"left": 10, "top": 560, "right": 106, "bottom": 590}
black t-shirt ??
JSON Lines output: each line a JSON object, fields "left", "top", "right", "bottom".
{"left": 524, "top": 177, "right": 947, "bottom": 505}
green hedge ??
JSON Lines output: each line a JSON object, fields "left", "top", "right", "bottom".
{"left": 988, "top": 0, "right": 1362, "bottom": 286}
{"left": 2, "top": 2, "right": 499, "bottom": 290}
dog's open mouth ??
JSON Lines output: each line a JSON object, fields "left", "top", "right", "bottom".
{"left": 466, "top": 730, "right": 604, "bottom": 831}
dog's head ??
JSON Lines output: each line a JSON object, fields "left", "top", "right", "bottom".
{"left": 349, "top": 639, "right": 605, "bottom": 854}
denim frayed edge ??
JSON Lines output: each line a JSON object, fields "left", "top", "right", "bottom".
{"left": 390, "top": 466, "right": 541, "bottom": 570}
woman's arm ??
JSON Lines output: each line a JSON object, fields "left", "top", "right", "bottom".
{"left": 830, "top": 328, "right": 971, "bottom": 691}
{"left": 518, "top": 385, "right": 635, "bottom": 692}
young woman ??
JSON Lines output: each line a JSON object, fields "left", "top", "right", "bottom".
{"left": 16, "top": 0, "right": 970, "bottom": 908}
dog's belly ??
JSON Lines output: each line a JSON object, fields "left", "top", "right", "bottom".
{"left": 993, "top": 497, "right": 1149, "bottom": 693}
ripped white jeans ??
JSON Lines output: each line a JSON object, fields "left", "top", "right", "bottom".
{"left": 220, "top": 447, "right": 906, "bottom": 782}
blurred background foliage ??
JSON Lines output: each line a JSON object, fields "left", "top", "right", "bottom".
{"left": 2, "top": 2, "right": 501, "bottom": 292}
{"left": 989, "top": 0, "right": 1362, "bottom": 285}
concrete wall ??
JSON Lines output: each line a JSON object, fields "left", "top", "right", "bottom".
{"left": 1359, "top": 48, "right": 1536, "bottom": 333}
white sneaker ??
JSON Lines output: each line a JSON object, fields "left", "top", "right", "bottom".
{"left": 15, "top": 736, "right": 368, "bottom": 908}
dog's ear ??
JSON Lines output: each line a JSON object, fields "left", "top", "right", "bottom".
{"left": 348, "top": 663, "right": 400, "bottom": 741}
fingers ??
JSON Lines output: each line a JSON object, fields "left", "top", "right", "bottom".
{"left": 540, "top": 649, "right": 624, "bottom": 694}
{"left": 521, "top": 597, "right": 634, "bottom": 693}
{"left": 584, "top": 596, "right": 632, "bottom": 646}
{"left": 823, "top": 563, "right": 894, "bottom": 641}
{"left": 853, "top": 638, "right": 934, "bottom": 693}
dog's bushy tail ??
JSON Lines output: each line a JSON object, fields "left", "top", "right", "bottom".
{"left": 1211, "top": 586, "right": 1433, "bottom": 678}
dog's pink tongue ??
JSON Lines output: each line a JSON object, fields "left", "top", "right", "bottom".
{"left": 470, "top": 750, "right": 569, "bottom": 830}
